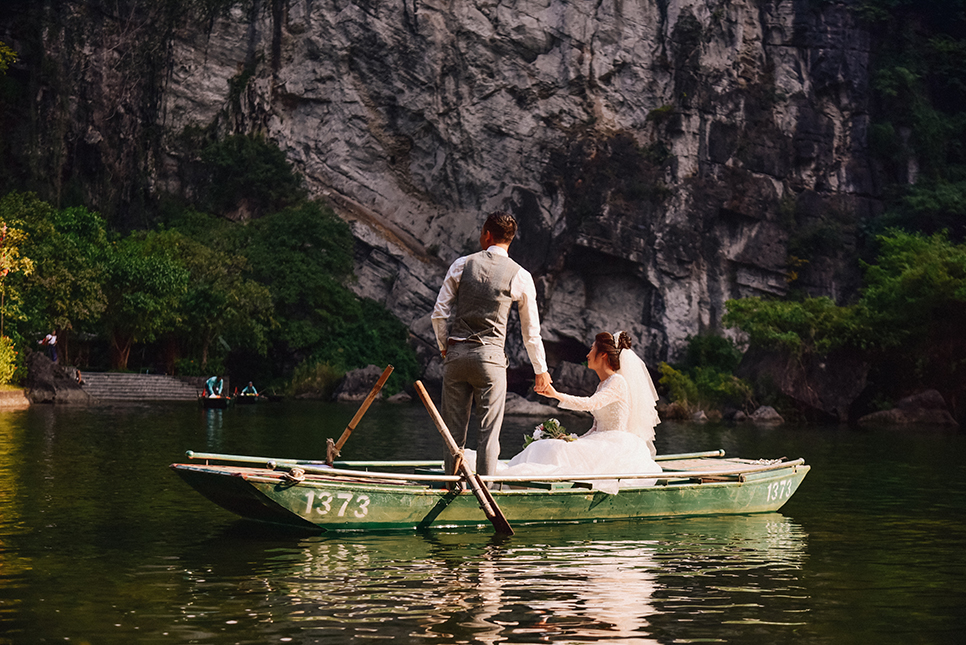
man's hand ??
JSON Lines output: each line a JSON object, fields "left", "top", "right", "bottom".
{"left": 534, "top": 371, "right": 552, "bottom": 395}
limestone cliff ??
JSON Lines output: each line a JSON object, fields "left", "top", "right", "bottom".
{"left": 2, "top": 0, "right": 876, "bottom": 375}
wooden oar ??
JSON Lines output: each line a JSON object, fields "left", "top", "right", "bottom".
{"left": 414, "top": 380, "right": 513, "bottom": 535}
{"left": 326, "top": 365, "right": 394, "bottom": 465}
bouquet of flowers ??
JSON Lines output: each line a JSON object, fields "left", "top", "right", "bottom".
{"left": 524, "top": 418, "right": 577, "bottom": 448}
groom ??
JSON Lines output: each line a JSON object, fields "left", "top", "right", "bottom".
{"left": 432, "top": 211, "right": 552, "bottom": 477}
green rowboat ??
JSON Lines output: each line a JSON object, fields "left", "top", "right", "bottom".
{"left": 171, "top": 449, "right": 809, "bottom": 532}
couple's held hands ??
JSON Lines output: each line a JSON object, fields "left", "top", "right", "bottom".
{"left": 534, "top": 372, "right": 558, "bottom": 399}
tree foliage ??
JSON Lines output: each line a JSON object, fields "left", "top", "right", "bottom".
{"left": 725, "top": 229, "right": 966, "bottom": 406}
{"left": 102, "top": 235, "right": 189, "bottom": 369}
{"left": 138, "top": 228, "right": 274, "bottom": 372}
{"left": 6, "top": 194, "right": 108, "bottom": 337}
{"left": 858, "top": 230, "right": 966, "bottom": 399}
{"left": 0, "top": 41, "right": 16, "bottom": 76}
{"left": 231, "top": 200, "right": 419, "bottom": 391}
{"left": 0, "top": 335, "right": 16, "bottom": 384}
{"left": 722, "top": 296, "right": 866, "bottom": 356}
{"left": 0, "top": 132, "right": 420, "bottom": 392}
{"left": 199, "top": 134, "right": 305, "bottom": 218}
{"left": 658, "top": 335, "right": 755, "bottom": 413}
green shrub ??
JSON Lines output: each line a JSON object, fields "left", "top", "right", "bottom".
{"left": 691, "top": 367, "right": 756, "bottom": 411}
{"left": 722, "top": 296, "right": 865, "bottom": 355}
{"left": 199, "top": 134, "right": 305, "bottom": 217}
{"left": 287, "top": 361, "right": 344, "bottom": 399}
{"left": 682, "top": 334, "right": 742, "bottom": 373}
{"left": 658, "top": 362, "right": 698, "bottom": 410}
{"left": 659, "top": 362, "right": 756, "bottom": 413}
{"left": 0, "top": 335, "right": 17, "bottom": 384}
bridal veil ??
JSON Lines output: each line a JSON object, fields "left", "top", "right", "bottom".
{"left": 615, "top": 331, "right": 660, "bottom": 455}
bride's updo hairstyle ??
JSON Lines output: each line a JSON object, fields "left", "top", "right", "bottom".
{"left": 594, "top": 331, "right": 633, "bottom": 370}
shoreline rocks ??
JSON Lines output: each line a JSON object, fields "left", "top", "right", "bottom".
{"left": 857, "top": 390, "right": 959, "bottom": 427}
{"left": 25, "top": 352, "right": 90, "bottom": 405}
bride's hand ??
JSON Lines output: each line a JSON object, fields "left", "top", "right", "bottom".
{"left": 538, "top": 384, "right": 560, "bottom": 399}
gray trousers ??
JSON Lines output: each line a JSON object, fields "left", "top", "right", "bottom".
{"left": 441, "top": 342, "right": 508, "bottom": 476}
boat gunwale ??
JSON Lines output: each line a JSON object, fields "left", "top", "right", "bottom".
{"left": 239, "top": 465, "right": 811, "bottom": 495}
{"left": 171, "top": 459, "right": 808, "bottom": 488}
{"left": 183, "top": 448, "right": 729, "bottom": 470}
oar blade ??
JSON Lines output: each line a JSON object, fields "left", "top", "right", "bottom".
{"left": 473, "top": 474, "right": 513, "bottom": 534}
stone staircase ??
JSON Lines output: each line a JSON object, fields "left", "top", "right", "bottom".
{"left": 80, "top": 372, "right": 207, "bottom": 401}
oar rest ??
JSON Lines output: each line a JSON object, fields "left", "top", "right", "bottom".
{"left": 499, "top": 480, "right": 594, "bottom": 491}
{"left": 653, "top": 458, "right": 805, "bottom": 485}
{"left": 414, "top": 467, "right": 448, "bottom": 489}
{"left": 413, "top": 468, "right": 593, "bottom": 491}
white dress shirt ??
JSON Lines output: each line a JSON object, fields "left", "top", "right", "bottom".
{"left": 432, "top": 246, "right": 548, "bottom": 375}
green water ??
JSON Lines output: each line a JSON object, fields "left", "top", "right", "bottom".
{"left": 1, "top": 402, "right": 964, "bottom": 644}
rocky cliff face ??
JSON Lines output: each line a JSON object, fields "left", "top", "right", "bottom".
{"left": 3, "top": 0, "right": 876, "bottom": 375}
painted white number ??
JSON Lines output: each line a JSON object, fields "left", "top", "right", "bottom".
{"left": 337, "top": 492, "right": 353, "bottom": 516}
{"left": 303, "top": 492, "right": 370, "bottom": 518}
{"left": 353, "top": 495, "right": 370, "bottom": 518}
{"left": 766, "top": 479, "right": 793, "bottom": 502}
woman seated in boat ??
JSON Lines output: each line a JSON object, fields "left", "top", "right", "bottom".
{"left": 241, "top": 381, "right": 258, "bottom": 396}
{"left": 488, "top": 331, "right": 662, "bottom": 492}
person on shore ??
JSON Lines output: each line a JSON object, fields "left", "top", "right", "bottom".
{"left": 39, "top": 332, "right": 57, "bottom": 363}
{"left": 431, "top": 211, "right": 552, "bottom": 477}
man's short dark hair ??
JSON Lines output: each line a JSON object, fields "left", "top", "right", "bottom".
{"left": 482, "top": 211, "right": 518, "bottom": 243}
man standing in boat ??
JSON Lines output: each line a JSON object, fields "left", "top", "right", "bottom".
{"left": 432, "top": 211, "right": 552, "bottom": 477}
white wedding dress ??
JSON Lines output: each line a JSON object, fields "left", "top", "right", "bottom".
{"left": 467, "top": 368, "right": 663, "bottom": 494}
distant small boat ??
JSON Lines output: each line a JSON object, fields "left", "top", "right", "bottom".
{"left": 234, "top": 394, "right": 261, "bottom": 405}
{"left": 171, "top": 449, "right": 810, "bottom": 533}
{"left": 199, "top": 395, "right": 230, "bottom": 409}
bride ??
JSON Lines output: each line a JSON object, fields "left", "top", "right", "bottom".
{"left": 484, "top": 331, "right": 662, "bottom": 493}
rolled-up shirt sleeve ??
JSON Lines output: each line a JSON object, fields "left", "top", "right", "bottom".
{"left": 511, "top": 269, "right": 549, "bottom": 375}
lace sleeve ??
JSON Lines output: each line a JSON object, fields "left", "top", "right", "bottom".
{"left": 556, "top": 375, "right": 627, "bottom": 412}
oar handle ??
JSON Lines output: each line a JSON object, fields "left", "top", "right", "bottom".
{"left": 334, "top": 365, "right": 394, "bottom": 451}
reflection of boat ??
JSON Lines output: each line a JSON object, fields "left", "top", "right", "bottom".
{"left": 199, "top": 395, "right": 230, "bottom": 409}
{"left": 170, "top": 449, "right": 809, "bottom": 532}
{"left": 234, "top": 394, "right": 261, "bottom": 405}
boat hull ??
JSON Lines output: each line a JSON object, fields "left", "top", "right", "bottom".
{"left": 234, "top": 395, "right": 260, "bottom": 405}
{"left": 171, "top": 458, "right": 810, "bottom": 532}
{"left": 199, "top": 396, "right": 230, "bottom": 409}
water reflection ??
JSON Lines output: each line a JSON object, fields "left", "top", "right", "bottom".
{"left": 204, "top": 409, "right": 224, "bottom": 448}
{"left": 174, "top": 514, "right": 806, "bottom": 643}
{"left": 4, "top": 402, "right": 961, "bottom": 644}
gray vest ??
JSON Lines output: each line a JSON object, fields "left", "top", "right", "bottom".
{"left": 450, "top": 250, "right": 521, "bottom": 349}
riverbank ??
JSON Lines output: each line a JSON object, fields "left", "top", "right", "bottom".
{"left": 0, "top": 387, "right": 30, "bottom": 409}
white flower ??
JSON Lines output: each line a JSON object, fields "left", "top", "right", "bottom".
{"left": 532, "top": 428, "right": 544, "bottom": 440}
